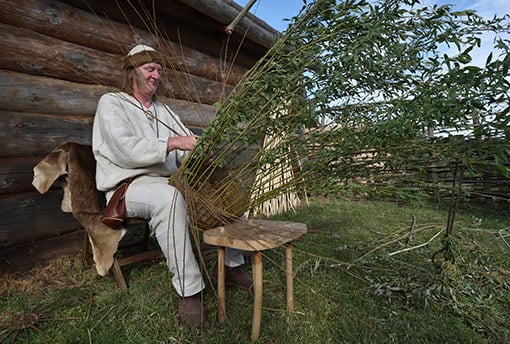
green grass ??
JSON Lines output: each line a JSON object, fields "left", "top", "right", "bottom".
{"left": 1, "top": 197, "right": 509, "bottom": 343}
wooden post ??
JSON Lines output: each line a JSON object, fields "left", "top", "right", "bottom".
{"left": 251, "top": 251, "right": 263, "bottom": 341}
{"left": 225, "top": 0, "right": 258, "bottom": 34}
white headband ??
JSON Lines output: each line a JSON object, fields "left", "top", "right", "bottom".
{"left": 127, "top": 44, "right": 156, "bottom": 56}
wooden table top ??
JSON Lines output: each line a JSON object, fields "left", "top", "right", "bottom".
{"left": 203, "top": 219, "right": 307, "bottom": 251}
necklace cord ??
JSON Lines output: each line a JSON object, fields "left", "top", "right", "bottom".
{"left": 115, "top": 93, "right": 185, "bottom": 137}
{"left": 137, "top": 100, "right": 160, "bottom": 138}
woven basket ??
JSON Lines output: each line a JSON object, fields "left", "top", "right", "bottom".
{"left": 172, "top": 168, "right": 251, "bottom": 230}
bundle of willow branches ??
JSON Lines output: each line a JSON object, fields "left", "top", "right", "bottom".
{"left": 162, "top": 0, "right": 510, "bottom": 229}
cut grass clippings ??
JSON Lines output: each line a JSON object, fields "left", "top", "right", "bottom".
{"left": 1, "top": 197, "right": 509, "bottom": 343}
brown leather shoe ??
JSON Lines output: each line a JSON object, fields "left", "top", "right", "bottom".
{"left": 214, "top": 265, "right": 253, "bottom": 290}
{"left": 178, "top": 292, "right": 207, "bottom": 327}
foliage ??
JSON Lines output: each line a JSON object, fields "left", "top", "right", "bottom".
{"left": 291, "top": 0, "right": 510, "bottom": 189}
{"left": 170, "top": 0, "right": 510, "bottom": 227}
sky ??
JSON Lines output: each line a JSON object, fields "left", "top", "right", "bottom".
{"left": 236, "top": 0, "right": 305, "bottom": 32}
{"left": 237, "top": 0, "right": 510, "bottom": 32}
{"left": 236, "top": 0, "right": 510, "bottom": 66}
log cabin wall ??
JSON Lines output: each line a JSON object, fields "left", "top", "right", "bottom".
{"left": 0, "top": 0, "right": 278, "bottom": 272}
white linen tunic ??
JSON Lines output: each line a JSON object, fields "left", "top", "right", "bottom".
{"left": 93, "top": 92, "right": 190, "bottom": 191}
{"left": 92, "top": 92, "right": 203, "bottom": 297}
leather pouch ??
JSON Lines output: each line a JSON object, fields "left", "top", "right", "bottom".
{"left": 102, "top": 178, "right": 133, "bottom": 228}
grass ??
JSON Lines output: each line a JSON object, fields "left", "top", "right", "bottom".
{"left": 1, "top": 197, "right": 509, "bottom": 343}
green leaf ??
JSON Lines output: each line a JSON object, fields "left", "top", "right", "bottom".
{"left": 457, "top": 53, "right": 472, "bottom": 64}
{"left": 494, "top": 163, "right": 510, "bottom": 178}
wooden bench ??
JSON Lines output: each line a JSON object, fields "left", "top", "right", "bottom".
{"left": 203, "top": 219, "right": 307, "bottom": 341}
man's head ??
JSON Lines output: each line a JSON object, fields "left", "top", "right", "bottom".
{"left": 121, "top": 44, "right": 164, "bottom": 100}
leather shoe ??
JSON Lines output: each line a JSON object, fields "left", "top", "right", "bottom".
{"left": 214, "top": 265, "right": 253, "bottom": 290}
{"left": 178, "top": 292, "right": 207, "bottom": 327}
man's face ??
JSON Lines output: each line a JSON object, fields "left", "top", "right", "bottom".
{"left": 133, "top": 62, "right": 162, "bottom": 97}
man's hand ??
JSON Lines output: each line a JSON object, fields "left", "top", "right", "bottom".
{"left": 167, "top": 135, "right": 197, "bottom": 152}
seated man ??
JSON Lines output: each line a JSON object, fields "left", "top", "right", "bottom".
{"left": 92, "top": 44, "right": 250, "bottom": 326}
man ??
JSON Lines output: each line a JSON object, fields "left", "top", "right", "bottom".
{"left": 92, "top": 44, "right": 250, "bottom": 327}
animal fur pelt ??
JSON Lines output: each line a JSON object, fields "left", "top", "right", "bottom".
{"left": 32, "top": 142, "right": 125, "bottom": 276}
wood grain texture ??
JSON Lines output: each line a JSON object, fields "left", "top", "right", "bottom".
{"left": 203, "top": 219, "right": 307, "bottom": 251}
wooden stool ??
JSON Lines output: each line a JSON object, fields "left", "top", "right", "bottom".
{"left": 111, "top": 247, "right": 162, "bottom": 293}
{"left": 203, "top": 219, "right": 307, "bottom": 341}
{"left": 83, "top": 218, "right": 162, "bottom": 293}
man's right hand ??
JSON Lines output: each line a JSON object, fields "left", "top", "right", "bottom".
{"left": 167, "top": 135, "right": 197, "bottom": 152}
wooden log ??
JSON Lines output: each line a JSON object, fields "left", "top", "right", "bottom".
{"left": 162, "top": 43, "right": 247, "bottom": 86}
{"left": 164, "top": 99, "right": 217, "bottom": 129}
{"left": 60, "top": 0, "right": 264, "bottom": 69}
{"left": 0, "top": 229, "right": 85, "bottom": 273}
{"left": 0, "top": 157, "right": 42, "bottom": 195}
{"left": 1, "top": 22, "right": 121, "bottom": 86}
{"left": 1, "top": 23, "right": 234, "bottom": 105}
{"left": 0, "top": 107, "right": 214, "bottom": 159}
{"left": 0, "top": 0, "right": 248, "bottom": 85}
{"left": 0, "top": 69, "right": 112, "bottom": 115}
{"left": 0, "top": 111, "right": 93, "bottom": 158}
{"left": 143, "top": 0, "right": 267, "bottom": 67}
{"left": 176, "top": 0, "right": 279, "bottom": 49}
{"left": 0, "top": 190, "right": 81, "bottom": 248}
{"left": 163, "top": 70, "right": 234, "bottom": 105}
{"left": 0, "top": 0, "right": 129, "bottom": 54}
{"left": 0, "top": 70, "right": 217, "bottom": 125}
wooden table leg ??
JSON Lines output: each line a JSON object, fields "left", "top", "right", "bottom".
{"left": 285, "top": 244, "right": 294, "bottom": 312}
{"left": 251, "top": 251, "right": 263, "bottom": 341}
{"left": 218, "top": 246, "right": 227, "bottom": 323}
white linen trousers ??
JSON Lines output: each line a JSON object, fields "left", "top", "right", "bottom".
{"left": 112, "top": 175, "right": 245, "bottom": 297}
